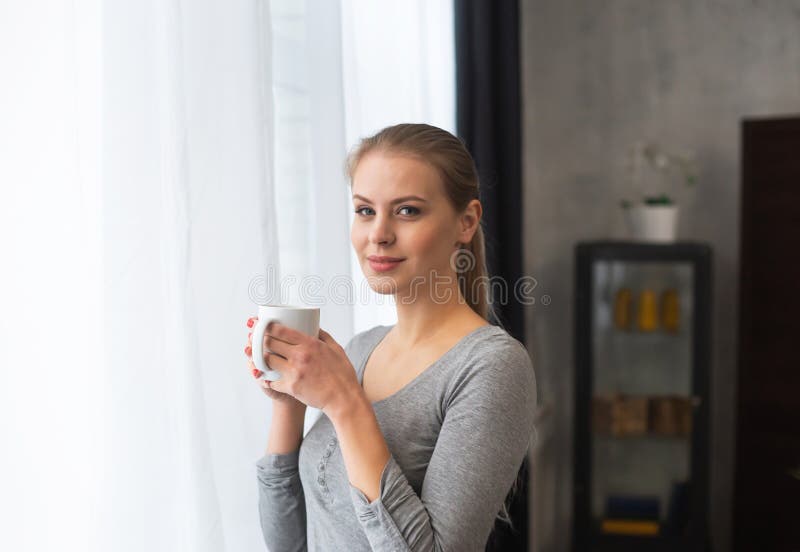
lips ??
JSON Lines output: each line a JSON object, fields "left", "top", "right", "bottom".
{"left": 367, "top": 255, "right": 405, "bottom": 273}
{"left": 367, "top": 255, "right": 405, "bottom": 262}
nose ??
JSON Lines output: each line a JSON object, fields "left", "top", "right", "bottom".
{"left": 368, "top": 211, "right": 395, "bottom": 246}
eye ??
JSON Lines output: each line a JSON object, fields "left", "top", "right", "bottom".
{"left": 354, "top": 206, "right": 374, "bottom": 216}
{"left": 398, "top": 206, "right": 420, "bottom": 216}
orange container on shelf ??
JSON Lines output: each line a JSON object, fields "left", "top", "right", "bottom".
{"left": 660, "top": 288, "right": 681, "bottom": 333}
{"left": 613, "top": 288, "right": 633, "bottom": 331}
{"left": 636, "top": 289, "right": 659, "bottom": 332}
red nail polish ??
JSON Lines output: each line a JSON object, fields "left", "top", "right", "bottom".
{"left": 247, "top": 318, "right": 255, "bottom": 328}
{"left": 251, "top": 367, "right": 262, "bottom": 378}
{"left": 244, "top": 345, "right": 252, "bottom": 355}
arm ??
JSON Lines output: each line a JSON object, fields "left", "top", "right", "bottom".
{"left": 256, "top": 402, "right": 308, "bottom": 552}
{"left": 255, "top": 334, "right": 363, "bottom": 552}
{"left": 328, "top": 340, "right": 537, "bottom": 551}
{"left": 326, "top": 395, "right": 391, "bottom": 503}
{"left": 266, "top": 400, "right": 307, "bottom": 455}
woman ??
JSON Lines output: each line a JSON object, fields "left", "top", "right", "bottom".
{"left": 245, "top": 123, "right": 537, "bottom": 551}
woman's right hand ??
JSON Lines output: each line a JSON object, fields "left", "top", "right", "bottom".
{"left": 246, "top": 316, "right": 305, "bottom": 406}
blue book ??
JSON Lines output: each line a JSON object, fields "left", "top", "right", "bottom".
{"left": 605, "top": 495, "right": 660, "bottom": 521}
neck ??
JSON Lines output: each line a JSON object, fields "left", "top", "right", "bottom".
{"left": 391, "top": 276, "right": 482, "bottom": 348}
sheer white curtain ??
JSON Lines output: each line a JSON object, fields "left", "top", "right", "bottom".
{"left": 0, "top": 2, "right": 104, "bottom": 550}
{"left": 2, "top": 1, "right": 277, "bottom": 550}
{"left": 100, "top": 1, "right": 278, "bottom": 550}
{"left": 0, "top": 1, "right": 453, "bottom": 551}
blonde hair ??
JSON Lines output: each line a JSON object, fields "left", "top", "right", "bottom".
{"left": 346, "top": 123, "right": 523, "bottom": 530}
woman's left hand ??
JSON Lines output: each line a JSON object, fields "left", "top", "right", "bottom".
{"left": 264, "top": 322, "right": 362, "bottom": 417}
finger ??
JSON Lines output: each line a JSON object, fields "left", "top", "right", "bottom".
{"left": 262, "top": 379, "right": 280, "bottom": 398}
{"left": 248, "top": 332, "right": 252, "bottom": 346}
{"left": 266, "top": 321, "right": 306, "bottom": 346}
{"left": 264, "top": 333, "right": 293, "bottom": 358}
{"left": 247, "top": 358, "right": 263, "bottom": 379}
{"left": 262, "top": 332, "right": 292, "bottom": 353}
{"left": 318, "top": 328, "right": 345, "bottom": 353}
{"left": 268, "top": 377, "right": 288, "bottom": 396}
{"left": 247, "top": 316, "right": 258, "bottom": 328}
{"left": 264, "top": 350, "right": 290, "bottom": 372}
{"left": 260, "top": 379, "right": 274, "bottom": 396}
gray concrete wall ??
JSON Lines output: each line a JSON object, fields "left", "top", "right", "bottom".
{"left": 520, "top": 1, "right": 800, "bottom": 550}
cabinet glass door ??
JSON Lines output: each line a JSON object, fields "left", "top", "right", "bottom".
{"left": 590, "top": 260, "right": 695, "bottom": 536}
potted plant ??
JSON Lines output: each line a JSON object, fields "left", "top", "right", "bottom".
{"left": 620, "top": 141, "right": 697, "bottom": 242}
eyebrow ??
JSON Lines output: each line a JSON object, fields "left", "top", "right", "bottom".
{"left": 352, "top": 194, "right": 428, "bottom": 204}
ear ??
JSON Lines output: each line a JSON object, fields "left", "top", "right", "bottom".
{"left": 456, "top": 199, "right": 482, "bottom": 244}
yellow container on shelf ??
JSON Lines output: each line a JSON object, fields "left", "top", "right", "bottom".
{"left": 613, "top": 288, "right": 633, "bottom": 331}
{"left": 660, "top": 288, "right": 681, "bottom": 333}
{"left": 636, "top": 289, "right": 659, "bottom": 332}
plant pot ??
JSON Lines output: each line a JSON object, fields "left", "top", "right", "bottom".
{"left": 624, "top": 205, "right": 679, "bottom": 242}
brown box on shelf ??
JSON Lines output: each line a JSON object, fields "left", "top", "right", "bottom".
{"left": 592, "top": 394, "right": 649, "bottom": 436}
{"left": 614, "top": 396, "right": 649, "bottom": 436}
{"left": 649, "top": 396, "right": 693, "bottom": 436}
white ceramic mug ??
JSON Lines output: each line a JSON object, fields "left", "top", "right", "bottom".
{"left": 251, "top": 304, "right": 320, "bottom": 381}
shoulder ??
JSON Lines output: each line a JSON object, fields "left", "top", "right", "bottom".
{"left": 343, "top": 324, "right": 392, "bottom": 358}
{"left": 445, "top": 325, "right": 537, "bottom": 407}
{"left": 464, "top": 325, "right": 534, "bottom": 379}
{"left": 470, "top": 325, "right": 532, "bottom": 368}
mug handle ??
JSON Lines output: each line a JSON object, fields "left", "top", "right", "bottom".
{"left": 251, "top": 317, "right": 282, "bottom": 381}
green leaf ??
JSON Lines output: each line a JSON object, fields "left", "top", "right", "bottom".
{"left": 643, "top": 194, "right": 673, "bottom": 206}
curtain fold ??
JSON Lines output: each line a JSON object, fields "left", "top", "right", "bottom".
{"left": 100, "top": 0, "right": 278, "bottom": 549}
{"left": 269, "top": 0, "right": 355, "bottom": 432}
{"left": 455, "top": 0, "right": 525, "bottom": 344}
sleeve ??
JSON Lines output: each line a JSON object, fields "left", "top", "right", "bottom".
{"left": 256, "top": 450, "right": 307, "bottom": 552}
{"left": 254, "top": 331, "right": 364, "bottom": 552}
{"left": 347, "top": 339, "right": 538, "bottom": 551}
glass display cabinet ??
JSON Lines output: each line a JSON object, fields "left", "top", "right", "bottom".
{"left": 573, "top": 241, "right": 712, "bottom": 552}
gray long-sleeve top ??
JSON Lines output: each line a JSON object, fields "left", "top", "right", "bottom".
{"left": 256, "top": 323, "right": 537, "bottom": 551}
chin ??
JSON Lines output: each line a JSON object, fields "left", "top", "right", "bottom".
{"left": 364, "top": 274, "right": 400, "bottom": 295}
{"left": 371, "top": 283, "right": 398, "bottom": 295}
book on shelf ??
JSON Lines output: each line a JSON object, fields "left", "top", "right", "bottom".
{"left": 605, "top": 495, "right": 660, "bottom": 520}
{"left": 600, "top": 518, "right": 660, "bottom": 536}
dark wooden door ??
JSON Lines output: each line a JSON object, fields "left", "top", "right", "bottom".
{"left": 735, "top": 116, "right": 800, "bottom": 551}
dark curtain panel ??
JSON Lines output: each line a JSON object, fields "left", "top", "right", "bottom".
{"left": 455, "top": 1, "right": 528, "bottom": 551}
{"left": 455, "top": 0, "right": 524, "bottom": 344}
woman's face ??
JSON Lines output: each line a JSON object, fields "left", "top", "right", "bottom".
{"left": 350, "top": 151, "right": 467, "bottom": 296}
